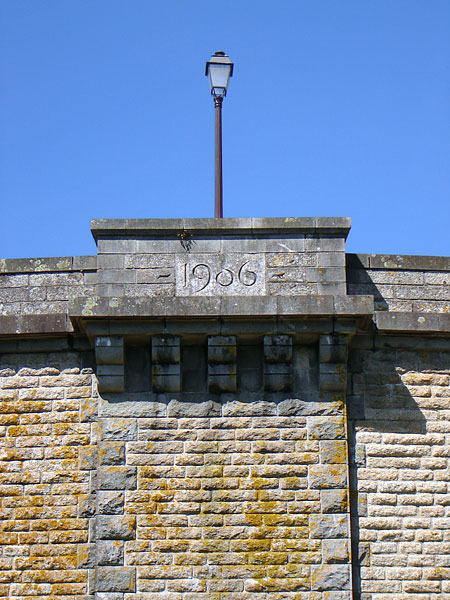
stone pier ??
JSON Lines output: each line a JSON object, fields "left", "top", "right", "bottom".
{"left": 0, "top": 217, "right": 449, "bottom": 599}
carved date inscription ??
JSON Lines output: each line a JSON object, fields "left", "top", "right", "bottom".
{"left": 175, "top": 254, "right": 265, "bottom": 296}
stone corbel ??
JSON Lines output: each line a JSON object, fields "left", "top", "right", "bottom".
{"left": 95, "top": 336, "right": 125, "bottom": 393}
{"left": 319, "top": 334, "right": 349, "bottom": 393}
{"left": 152, "top": 335, "right": 181, "bottom": 393}
{"left": 264, "top": 334, "right": 293, "bottom": 392}
{"left": 208, "top": 335, "right": 237, "bottom": 393}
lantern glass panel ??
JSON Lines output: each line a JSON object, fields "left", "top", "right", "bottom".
{"left": 208, "top": 63, "right": 232, "bottom": 97}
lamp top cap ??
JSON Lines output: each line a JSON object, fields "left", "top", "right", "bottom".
{"left": 205, "top": 50, "right": 234, "bottom": 76}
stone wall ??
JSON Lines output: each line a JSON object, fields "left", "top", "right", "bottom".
{"left": 0, "top": 257, "right": 96, "bottom": 334}
{"left": 0, "top": 218, "right": 449, "bottom": 599}
{"left": 93, "top": 218, "right": 349, "bottom": 299}
{"left": 347, "top": 254, "right": 450, "bottom": 313}
{"left": 347, "top": 336, "right": 450, "bottom": 599}
{"left": 82, "top": 328, "right": 353, "bottom": 599}
{"left": 112, "top": 408, "right": 349, "bottom": 597}
{"left": 0, "top": 344, "right": 96, "bottom": 599}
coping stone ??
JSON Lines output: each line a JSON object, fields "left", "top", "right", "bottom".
{"left": 73, "top": 255, "right": 97, "bottom": 270}
{"left": 375, "top": 311, "right": 450, "bottom": 333}
{"left": 0, "top": 256, "right": 96, "bottom": 273}
{"left": 373, "top": 334, "right": 450, "bottom": 351}
{"left": 90, "top": 217, "right": 352, "bottom": 241}
{"left": 345, "top": 254, "right": 370, "bottom": 269}
{"left": 368, "top": 254, "right": 450, "bottom": 271}
{"left": 0, "top": 314, "right": 73, "bottom": 335}
{"left": 333, "top": 295, "right": 374, "bottom": 315}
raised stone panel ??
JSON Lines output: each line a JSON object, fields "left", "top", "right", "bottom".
{"left": 124, "top": 409, "right": 351, "bottom": 598}
{"left": 93, "top": 218, "right": 350, "bottom": 301}
{"left": 175, "top": 253, "right": 265, "bottom": 296}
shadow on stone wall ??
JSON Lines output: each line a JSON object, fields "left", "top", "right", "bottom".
{"left": 346, "top": 254, "right": 388, "bottom": 311}
{"left": 347, "top": 343, "right": 428, "bottom": 599}
{"left": 99, "top": 341, "right": 321, "bottom": 413}
{"left": 0, "top": 349, "right": 95, "bottom": 373}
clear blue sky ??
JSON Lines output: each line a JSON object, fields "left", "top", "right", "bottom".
{"left": 1, "top": 1, "right": 449, "bottom": 259}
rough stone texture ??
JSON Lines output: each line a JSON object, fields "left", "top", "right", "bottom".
{"left": 348, "top": 341, "right": 450, "bottom": 599}
{"left": 0, "top": 257, "right": 96, "bottom": 321}
{"left": 94, "top": 218, "right": 349, "bottom": 299}
{"left": 347, "top": 253, "right": 450, "bottom": 313}
{"left": 69, "top": 294, "right": 374, "bottom": 322}
{"left": 0, "top": 350, "right": 96, "bottom": 599}
{"left": 1, "top": 218, "right": 450, "bottom": 599}
{"left": 124, "top": 406, "right": 350, "bottom": 598}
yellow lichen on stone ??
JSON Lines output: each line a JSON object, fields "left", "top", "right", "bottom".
{"left": 0, "top": 364, "right": 94, "bottom": 599}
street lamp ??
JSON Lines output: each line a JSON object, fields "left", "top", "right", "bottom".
{"left": 205, "top": 51, "right": 234, "bottom": 218}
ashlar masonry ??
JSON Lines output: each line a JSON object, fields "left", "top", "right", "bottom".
{"left": 0, "top": 217, "right": 449, "bottom": 600}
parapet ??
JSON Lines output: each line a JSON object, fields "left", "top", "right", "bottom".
{"left": 1, "top": 218, "right": 449, "bottom": 337}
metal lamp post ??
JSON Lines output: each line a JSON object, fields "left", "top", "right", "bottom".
{"left": 205, "top": 51, "right": 234, "bottom": 218}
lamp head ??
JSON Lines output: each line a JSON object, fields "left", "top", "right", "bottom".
{"left": 205, "top": 50, "right": 234, "bottom": 98}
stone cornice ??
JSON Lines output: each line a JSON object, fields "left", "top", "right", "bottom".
{"left": 91, "top": 217, "right": 352, "bottom": 241}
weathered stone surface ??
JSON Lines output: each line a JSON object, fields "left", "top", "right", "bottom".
{"left": 375, "top": 311, "right": 450, "bottom": 333}
{"left": 320, "top": 440, "right": 348, "bottom": 464}
{"left": 2, "top": 218, "right": 450, "bottom": 600}
{"left": 78, "top": 493, "right": 96, "bottom": 518}
{"left": 97, "top": 491, "right": 125, "bottom": 515}
{"left": 320, "top": 335, "right": 348, "bottom": 363}
{"left": 311, "top": 564, "right": 351, "bottom": 590}
{"left": 97, "top": 515, "right": 136, "bottom": 540}
{"left": 323, "top": 538, "right": 350, "bottom": 563}
{"left": 95, "top": 336, "right": 124, "bottom": 365}
{"left": 167, "top": 399, "right": 221, "bottom": 417}
{"left": 0, "top": 355, "right": 93, "bottom": 595}
{"left": 309, "top": 514, "right": 349, "bottom": 538}
{"left": 98, "top": 466, "right": 137, "bottom": 490}
{"left": 96, "top": 567, "right": 135, "bottom": 592}
{"left": 101, "top": 418, "right": 137, "bottom": 441}
{"left": 152, "top": 335, "right": 180, "bottom": 364}
{"left": 99, "top": 442, "right": 125, "bottom": 465}
{"left": 308, "top": 416, "right": 346, "bottom": 440}
{"left": 78, "top": 543, "right": 96, "bottom": 568}
{"left": 98, "top": 540, "right": 124, "bottom": 565}
{"left": 309, "top": 464, "right": 347, "bottom": 489}
{"left": 79, "top": 445, "right": 98, "bottom": 470}
{"left": 349, "top": 344, "right": 450, "bottom": 597}
{"left": 70, "top": 294, "right": 374, "bottom": 321}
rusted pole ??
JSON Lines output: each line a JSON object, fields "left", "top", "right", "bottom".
{"left": 214, "top": 96, "right": 223, "bottom": 218}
